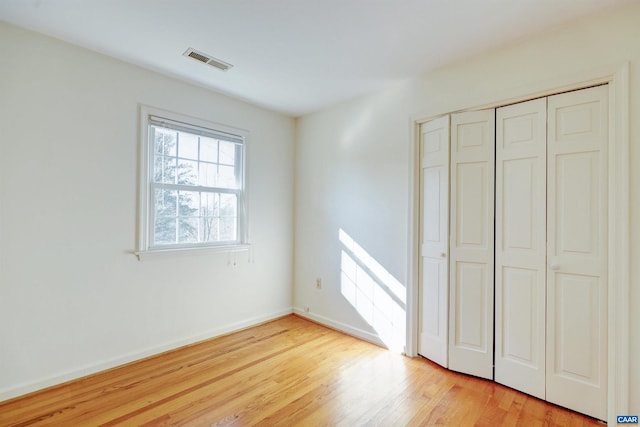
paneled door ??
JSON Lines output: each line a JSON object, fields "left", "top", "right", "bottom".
{"left": 418, "top": 116, "right": 450, "bottom": 368}
{"left": 448, "top": 110, "right": 495, "bottom": 379}
{"left": 546, "top": 85, "right": 608, "bottom": 420}
{"left": 495, "top": 98, "right": 547, "bottom": 399}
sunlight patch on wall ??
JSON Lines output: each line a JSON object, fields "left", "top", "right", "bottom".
{"left": 339, "top": 229, "right": 406, "bottom": 352}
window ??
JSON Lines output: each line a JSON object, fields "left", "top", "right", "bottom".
{"left": 138, "top": 106, "right": 247, "bottom": 255}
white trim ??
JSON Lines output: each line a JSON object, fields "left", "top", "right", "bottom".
{"left": 138, "top": 105, "right": 152, "bottom": 252}
{"left": 608, "top": 62, "right": 630, "bottom": 420}
{"left": 411, "top": 62, "right": 630, "bottom": 123}
{"left": 407, "top": 62, "right": 630, "bottom": 425}
{"left": 404, "top": 117, "right": 420, "bottom": 357}
{"left": 293, "top": 307, "right": 386, "bottom": 349}
{"left": 134, "top": 244, "right": 251, "bottom": 261}
{"left": 0, "top": 308, "right": 293, "bottom": 403}
{"left": 239, "top": 123, "right": 250, "bottom": 247}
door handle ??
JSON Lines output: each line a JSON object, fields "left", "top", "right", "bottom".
{"left": 441, "top": 252, "right": 447, "bottom": 258}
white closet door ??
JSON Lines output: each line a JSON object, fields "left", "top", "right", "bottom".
{"left": 546, "top": 85, "right": 608, "bottom": 420}
{"left": 418, "top": 116, "right": 450, "bottom": 367}
{"left": 448, "top": 110, "right": 495, "bottom": 379}
{"left": 495, "top": 98, "right": 547, "bottom": 398}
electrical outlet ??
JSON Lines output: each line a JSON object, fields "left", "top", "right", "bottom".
{"left": 316, "top": 277, "right": 322, "bottom": 289}
{"left": 304, "top": 306, "right": 310, "bottom": 313}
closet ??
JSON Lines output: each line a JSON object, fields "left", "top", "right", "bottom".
{"left": 418, "top": 85, "right": 608, "bottom": 420}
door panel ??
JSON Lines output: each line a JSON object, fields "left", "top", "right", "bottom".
{"left": 502, "top": 267, "right": 537, "bottom": 361}
{"left": 553, "top": 273, "right": 601, "bottom": 380}
{"left": 455, "top": 262, "right": 488, "bottom": 349}
{"left": 495, "top": 98, "right": 546, "bottom": 398}
{"left": 449, "top": 110, "right": 495, "bottom": 379}
{"left": 503, "top": 159, "right": 535, "bottom": 249}
{"left": 418, "top": 116, "right": 450, "bottom": 367}
{"left": 546, "top": 85, "right": 608, "bottom": 420}
{"left": 456, "top": 162, "right": 488, "bottom": 247}
{"left": 555, "top": 152, "right": 600, "bottom": 256}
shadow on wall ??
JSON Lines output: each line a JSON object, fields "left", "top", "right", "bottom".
{"left": 338, "top": 228, "right": 406, "bottom": 352}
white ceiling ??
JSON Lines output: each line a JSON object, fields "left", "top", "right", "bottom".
{"left": 0, "top": 0, "right": 634, "bottom": 116}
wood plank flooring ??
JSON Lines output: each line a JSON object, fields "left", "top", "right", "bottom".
{"left": 0, "top": 315, "right": 603, "bottom": 426}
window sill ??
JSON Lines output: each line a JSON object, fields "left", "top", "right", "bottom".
{"left": 134, "top": 244, "right": 251, "bottom": 261}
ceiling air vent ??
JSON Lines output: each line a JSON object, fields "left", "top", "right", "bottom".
{"left": 183, "top": 48, "right": 233, "bottom": 72}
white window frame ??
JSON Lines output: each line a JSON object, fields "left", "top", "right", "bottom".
{"left": 137, "top": 105, "right": 249, "bottom": 259}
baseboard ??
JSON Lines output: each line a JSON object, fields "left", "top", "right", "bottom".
{"left": 292, "top": 307, "right": 386, "bottom": 348}
{"left": 0, "top": 308, "right": 293, "bottom": 403}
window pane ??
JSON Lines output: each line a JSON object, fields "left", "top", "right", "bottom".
{"left": 200, "top": 216, "right": 219, "bottom": 242}
{"left": 154, "top": 128, "right": 177, "bottom": 157}
{"left": 220, "top": 193, "right": 237, "bottom": 217}
{"left": 151, "top": 189, "right": 239, "bottom": 246}
{"left": 219, "top": 216, "right": 237, "bottom": 241}
{"left": 200, "top": 137, "right": 218, "bottom": 163}
{"left": 178, "top": 191, "right": 199, "bottom": 217}
{"left": 153, "top": 129, "right": 163, "bottom": 154}
{"left": 219, "top": 141, "right": 236, "bottom": 165}
{"left": 198, "top": 162, "right": 217, "bottom": 187}
{"left": 200, "top": 192, "right": 218, "bottom": 217}
{"left": 154, "top": 217, "right": 177, "bottom": 244}
{"left": 218, "top": 165, "right": 237, "bottom": 189}
{"left": 220, "top": 193, "right": 237, "bottom": 241}
{"left": 154, "top": 155, "right": 176, "bottom": 184}
{"left": 177, "top": 159, "right": 198, "bottom": 185}
{"left": 178, "top": 132, "right": 199, "bottom": 160}
{"left": 178, "top": 218, "right": 198, "bottom": 243}
{"left": 155, "top": 188, "right": 177, "bottom": 216}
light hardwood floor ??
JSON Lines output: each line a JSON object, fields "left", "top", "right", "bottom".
{"left": 0, "top": 315, "right": 602, "bottom": 426}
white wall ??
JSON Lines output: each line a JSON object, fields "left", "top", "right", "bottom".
{"left": 294, "top": 2, "right": 640, "bottom": 411}
{"left": 0, "top": 22, "right": 295, "bottom": 400}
